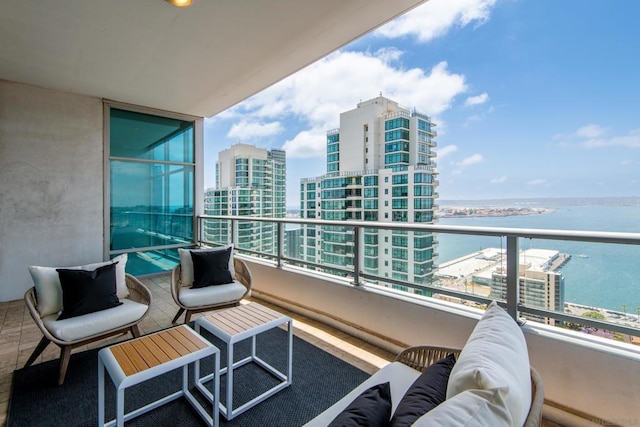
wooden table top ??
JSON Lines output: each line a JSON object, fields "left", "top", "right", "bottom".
{"left": 200, "top": 303, "right": 287, "bottom": 337}
{"left": 109, "top": 326, "right": 209, "bottom": 377}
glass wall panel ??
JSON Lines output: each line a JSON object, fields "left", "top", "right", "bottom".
{"left": 109, "top": 107, "right": 195, "bottom": 275}
{"left": 110, "top": 161, "right": 194, "bottom": 250}
{"left": 110, "top": 109, "right": 193, "bottom": 163}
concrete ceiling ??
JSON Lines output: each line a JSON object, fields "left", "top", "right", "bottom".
{"left": 0, "top": 0, "right": 425, "bottom": 118}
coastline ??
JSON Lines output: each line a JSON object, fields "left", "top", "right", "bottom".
{"left": 437, "top": 206, "right": 554, "bottom": 219}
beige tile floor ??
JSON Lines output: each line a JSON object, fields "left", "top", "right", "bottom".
{"left": 0, "top": 275, "right": 395, "bottom": 427}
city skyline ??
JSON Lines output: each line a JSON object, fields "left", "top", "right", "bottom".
{"left": 204, "top": 0, "right": 640, "bottom": 206}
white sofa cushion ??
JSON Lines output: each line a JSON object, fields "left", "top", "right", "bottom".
{"left": 28, "top": 254, "right": 129, "bottom": 317}
{"left": 178, "top": 245, "right": 235, "bottom": 287}
{"left": 178, "top": 280, "right": 247, "bottom": 307}
{"left": 303, "top": 362, "right": 420, "bottom": 427}
{"left": 42, "top": 299, "right": 148, "bottom": 342}
{"left": 413, "top": 388, "right": 512, "bottom": 426}
{"left": 446, "top": 301, "right": 532, "bottom": 427}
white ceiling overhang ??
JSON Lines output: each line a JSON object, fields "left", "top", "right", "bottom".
{"left": 0, "top": 0, "right": 426, "bottom": 117}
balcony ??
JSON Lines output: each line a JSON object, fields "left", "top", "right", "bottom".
{"left": 0, "top": 275, "right": 397, "bottom": 426}
{"left": 198, "top": 215, "right": 640, "bottom": 426}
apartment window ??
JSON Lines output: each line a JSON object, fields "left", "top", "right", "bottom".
{"left": 392, "top": 174, "right": 408, "bottom": 184}
{"left": 417, "top": 119, "right": 431, "bottom": 132}
{"left": 392, "top": 211, "right": 408, "bottom": 222}
{"left": 364, "top": 176, "right": 378, "bottom": 186}
{"left": 414, "top": 198, "right": 433, "bottom": 209}
{"left": 108, "top": 107, "right": 195, "bottom": 276}
{"left": 392, "top": 248, "right": 408, "bottom": 260}
{"left": 392, "top": 186, "right": 408, "bottom": 197}
{"left": 365, "top": 210, "right": 379, "bottom": 220}
{"left": 392, "top": 260, "right": 408, "bottom": 273}
{"left": 414, "top": 212, "right": 433, "bottom": 222}
{"left": 392, "top": 199, "right": 408, "bottom": 209}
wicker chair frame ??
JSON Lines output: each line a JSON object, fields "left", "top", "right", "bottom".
{"left": 395, "top": 345, "right": 544, "bottom": 427}
{"left": 24, "top": 274, "right": 151, "bottom": 385}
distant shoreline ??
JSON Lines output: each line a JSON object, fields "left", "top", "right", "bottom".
{"left": 437, "top": 207, "right": 554, "bottom": 219}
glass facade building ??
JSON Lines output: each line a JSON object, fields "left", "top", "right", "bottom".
{"left": 300, "top": 96, "right": 439, "bottom": 291}
{"left": 204, "top": 144, "right": 286, "bottom": 256}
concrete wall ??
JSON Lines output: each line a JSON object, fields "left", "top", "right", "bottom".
{"left": 0, "top": 80, "right": 104, "bottom": 302}
{"left": 244, "top": 258, "right": 640, "bottom": 426}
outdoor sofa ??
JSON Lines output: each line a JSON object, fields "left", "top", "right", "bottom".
{"left": 305, "top": 301, "right": 544, "bottom": 427}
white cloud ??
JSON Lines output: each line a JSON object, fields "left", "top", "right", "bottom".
{"left": 451, "top": 153, "right": 483, "bottom": 174}
{"left": 582, "top": 129, "right": 640, "bottom": 148}
{"left": 490, "top": 176, "right": 507, "bottom": 184}
{"left": 527, "top": 179, "right": 547, "bottom": 186}
{"left": 437, "top": 145, "right": 458, "bottom": 159}
{"left": 227, "top": 121, "right": 284, "bottom": 140}
{"left": 457, "top": 153, "right": 483, "bottom": 167}
{"left": 376, "top": 0, "right": 497, "bottom": 43}
{"left": 281, "top": 129, "right": 326, "bottom": 159}
{"left": 576, "top": 124, "right": 606, "bottom": 138}
{"left": 553, "top": 125, "right": 640, "bottom": 149}
{"left": 464, "top": 92, "right": 489, "bottom": 107}
{"left": 230, "top": 51, "right": 467, "bottom": 158}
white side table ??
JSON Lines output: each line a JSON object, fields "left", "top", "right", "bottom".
{"left": 195, "top": 302, "right": 293, "bottom": 420}
{"left": 98, "top": 325, "right": 220, "bottom": 427}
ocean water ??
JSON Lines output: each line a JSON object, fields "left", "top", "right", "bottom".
{"left": 436, "top": 198, "right": 640, "bottom": 312}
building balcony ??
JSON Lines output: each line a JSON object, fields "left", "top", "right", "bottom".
{"left": 197, "top": 215, "right": 640, "bottom": 426}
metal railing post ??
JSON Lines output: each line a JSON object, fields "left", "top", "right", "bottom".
{"left": 506, "top": 235, "right": 520, "bottom": 320}
{"left": 352, "top": 225, "right": 361, "bottom": 286}
{"left": 230, "top": 219, "right": 236, "bottom": 246}
{"left": 277, "top": 222, "right": 284, "bottom": 268}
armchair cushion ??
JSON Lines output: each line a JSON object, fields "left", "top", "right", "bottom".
{"left": 190, "top": 246, "right": 233, "bottom": 288}
{"left": 178, "top": 281, "right": 247, "bottom": 307}
{"left": 42, "top": 299, "right": 149, "bottom": 342}
{"left": 56, "top": 263, "right": 122, "bottom": 320}
{"left": 28, "top": 254, "right": 128, "bottom": 317}
{"left": 178, "top": 245, "right": 235, "bottom": 287}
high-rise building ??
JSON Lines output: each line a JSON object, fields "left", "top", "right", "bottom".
{"left": 204, "top": 143, "right": 286, "bottom": 255}
{"left": 300, "top": 96, "right": 438, "bottom": 292}
{"left": 491, "top": 249, "right": 566, "bottom": 325}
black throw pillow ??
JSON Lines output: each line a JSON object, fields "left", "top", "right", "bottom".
{"left": 56, "top": 262, "right": 122, "bottom": 320}
{"left": 190, "top": 246, "right": 234, "bottom": 288}
{"left": 390, "top": 353, "right": 457, "bottom": 427}
{"left": 328, "top": 382, "right": 392, "bottom": 427}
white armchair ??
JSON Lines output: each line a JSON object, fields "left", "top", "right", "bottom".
{"left": 24, "top": 256, "right": 151, "bottom": 385}
{"left": 24, "top": 254, "right": 151, "bottom": 385}
{"left": 171, "top": 247, "right": 252, "bottom": 324}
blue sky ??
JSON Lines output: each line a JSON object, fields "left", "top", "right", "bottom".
{"left": 203, "top": 0, "right": 640, "bottom": 207}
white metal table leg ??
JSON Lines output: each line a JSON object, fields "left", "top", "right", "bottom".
{"left": 227, "top": 342, "right": 234, "bottom": 418}
{"left": 116, "top": 388, "right": 125, "bottom": 427}
{"left": 98, "top": 357, "right": 105, "bottom": 427}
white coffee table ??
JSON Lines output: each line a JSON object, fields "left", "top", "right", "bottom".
{"left": 194, "top": 302, "right": 293, "bottom": 420}
{"left": 98, "top": 325, "right": 220, "bottom": 427}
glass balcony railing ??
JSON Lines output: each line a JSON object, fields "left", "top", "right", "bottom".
{"left": 199, "top": 215, "right": 640, "bottom": 342}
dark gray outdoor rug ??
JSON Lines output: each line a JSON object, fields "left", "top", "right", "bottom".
{"left": 8, "top": 327, "right": 370, "bottom": 426}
